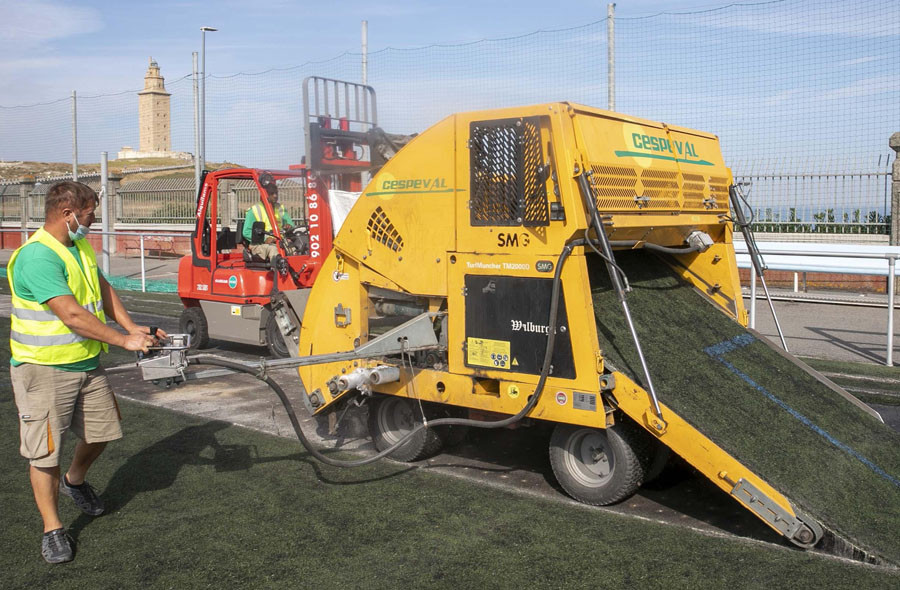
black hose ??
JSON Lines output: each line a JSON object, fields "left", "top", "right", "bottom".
{"left": 608, "top": 240, "right": 703, "bottom": 256}
{"left": 190, "top": 355, "right": 426, "bottom": 467}
{"left": 188, "top": 238, "right": 584, "bottom": 468}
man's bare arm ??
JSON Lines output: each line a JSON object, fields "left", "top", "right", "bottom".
{"left": 45, "top": 294, "right": 154, "bottom": 352}
{"left": 98, "top": 274, "right": 169, "bottom": 339}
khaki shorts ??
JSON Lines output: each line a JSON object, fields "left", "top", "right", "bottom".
{"left": 11, "top": 363, "right": 123, "bottom": 468}
{"left": 249, "top": 242, "right": 279, "bottom": 261}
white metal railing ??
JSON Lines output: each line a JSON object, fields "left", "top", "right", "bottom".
{"left": 735, "top": 241, "right": 899, "bottom": 366}
{"left": 1, "top": 227, "right": 187, "bottom": 293}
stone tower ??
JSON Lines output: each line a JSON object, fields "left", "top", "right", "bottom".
{"left": 138, "top": 57, "right": 171, "bottom": 152}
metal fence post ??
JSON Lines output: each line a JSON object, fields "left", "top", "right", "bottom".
{"left": 891, "top": 133, "right": 900, "bottom": 304}
{"left": 108, "top": 173, "right": 122, "bottom": 255}
{"left": 72, "top": 90, "right": 78, "bottom": 182}
{"left": 888, "top": 255, "right": 895, "bottom": 367}
{"left": 361, "top": 20, "right": 368, "bottom": 85}
{"left": 891, "top": 133, "right": 900, "bottom": 246}
{"left": 18, "top": 176, "right": 35, "bottom": 243}
{"left": 607, "top": 3, "right": 615, "bottom": 111}
{"left": 193, "top": 52, "right": 201, "bottom": 192}
{"left": 140, "top": 234, "right": 146, "bottom": 292}
{"left": 100, "top": 152, "right": 110, "bottom": 275}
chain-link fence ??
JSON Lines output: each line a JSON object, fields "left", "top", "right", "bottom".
{"left": 1, "top": 0, "right": 898, "bottom": 237}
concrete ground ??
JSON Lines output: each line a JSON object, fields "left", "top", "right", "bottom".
{"left": 2, "top": 248, "right": 898, "bottom": 561}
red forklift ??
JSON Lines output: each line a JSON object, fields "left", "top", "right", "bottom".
{"left": 177, "top": 77, "right": 403, "bottom": 357}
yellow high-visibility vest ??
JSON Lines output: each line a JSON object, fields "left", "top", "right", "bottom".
{"left": 8, "top": 228, "right": 108, "bottom": 364}
{"left": 250, "top": 203, "right": 286, "bottom": 233}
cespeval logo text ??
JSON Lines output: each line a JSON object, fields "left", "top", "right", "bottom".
{"left": 381, "top": 177, "right": 447, "bottom": 190}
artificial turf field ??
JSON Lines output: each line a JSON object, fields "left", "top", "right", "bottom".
{"left": 1, "top": 322, "right": 899, "bottom": 587}
{"left": 589, "top": 252, "right": 900, "bottom": 565}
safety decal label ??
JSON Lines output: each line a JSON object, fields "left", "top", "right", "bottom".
{"left": 230, "top": 305, "right": 241, "bottom": 316}
{"left": 507, "top": 385, "right": 520, "bottom": 399}
{"left": 573, "top": 392, "right": 597, "bottom": 411}
{"left": 556, "top": 391, "right": 568, "bottom": 406}
{"left": 467, "top": 337, "right": 511, "bottom": 369}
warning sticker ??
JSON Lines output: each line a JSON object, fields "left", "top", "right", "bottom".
{"left": 508, "top": 385, "right": 520, "bottom": 399}
{"left": 230, "top": 305, "right": 241, "bottom": 316}
{"left": 467, "top": 337, "right": 511, "bottom": 369}
{"left": 556, "top": 391, "right": 568, "bottom": 406}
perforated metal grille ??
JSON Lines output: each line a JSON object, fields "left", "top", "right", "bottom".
{"left": 639, "top": 169, "right": 680, "bottom": 209}
{"left": 469, "top": 117, "right": 549, "bottom": 227}
{"left": 367, "top": 206, "right": 404, "bottom": 252}
{"left": 589, "top": 163, "right": 730, "bottom": 213}
{"left": 708, "top": 176, "right": 730, "bottom": 210}
{"left": 589, "top": 165, "right": 639, "bottom": 210}
{"left": 682, "top": 173, "right": 707, "bottom": 210}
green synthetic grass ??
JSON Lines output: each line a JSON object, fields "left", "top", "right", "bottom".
{"left": 2, "top": 324, "right": 899, "bottom": 586}
{"left": 589, "top": 252, "right": 900, "bottom": 565}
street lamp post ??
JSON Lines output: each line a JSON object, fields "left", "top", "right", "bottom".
{"left": 200, "top": 26, "right": 217, "bottom": 173}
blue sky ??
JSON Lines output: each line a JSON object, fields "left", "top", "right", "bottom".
{"left": 0, "top": 0, "right": 801, "bottom": 105}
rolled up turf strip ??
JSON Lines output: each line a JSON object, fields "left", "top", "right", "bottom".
{"left": 588, "top": 251, "right": 900, "bottom": 564}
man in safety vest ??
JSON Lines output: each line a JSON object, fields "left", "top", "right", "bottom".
{"left": 8, "top": 181, "right": 166, "bottom": 564}
{"left": 241, "top": 171, "right": 294, "bottom": 267}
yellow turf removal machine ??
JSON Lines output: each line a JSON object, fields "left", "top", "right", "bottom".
{"left": 146, "top": 102, "right": 900, "bottom": 564}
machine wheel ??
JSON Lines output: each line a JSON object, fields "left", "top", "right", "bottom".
{"left": 643, "top": 444, "right": 671, "bottom": 484}
{"left": 549, "top": 423, "right": 646, "bottom": 506}
{"left": 368, "top": 396, "right": 443, "bottom": 462}
{"left": 265, "top": 312, "right": 290, "bottom": 358}
{"left": 179, "top": 307, "right": 209, "bottom": 349}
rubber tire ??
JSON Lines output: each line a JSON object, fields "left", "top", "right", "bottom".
{"left": 549, "top": 423, "right": 646, "bottom": 506}
{"left": 179, "top": 307, "right": 209, "bottom": 349}
{"left": 265, "top": 312, "right": 290, "bottom": 358}
{"left": 368, "top": 396, "right": 443, "bottom": 462}
{"left": 642, "top": 444, "right": 671, "bottom": 484}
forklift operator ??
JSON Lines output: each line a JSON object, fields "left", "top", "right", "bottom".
{"left": 242, "top": 172, "right": 294, "bottom": 264}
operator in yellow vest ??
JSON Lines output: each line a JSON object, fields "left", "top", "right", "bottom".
{"left": 242, "top": 172, "right": 294, "bottom": 267}
{"left": 8, "top": 181, "right": 166, "bottom": 564}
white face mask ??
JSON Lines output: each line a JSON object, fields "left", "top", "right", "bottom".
{"left": 66, "top": 211, "right": 90, "bottom": 242}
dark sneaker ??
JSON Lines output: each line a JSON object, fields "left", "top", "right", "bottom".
{"left": 60, "top": 476, "right": 105, "bottom": 516}
{"left": 41, "top": 528, "right": 74, "bottom": 564}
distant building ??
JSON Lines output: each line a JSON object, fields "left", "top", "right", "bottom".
{"left": 118, "top": 58, "right": 191, "bottom": 160}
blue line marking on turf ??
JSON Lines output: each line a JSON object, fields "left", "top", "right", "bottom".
{"left": 705, "top": 334, "right": 900, "bottom": 490}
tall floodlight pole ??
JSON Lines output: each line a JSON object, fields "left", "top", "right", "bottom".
{"left": 361, "top": 20, "right": 368, "bottom": 85}
{"left": 200, "top": 26, "right": 217, "bottom": 173}
{"left": 193, "top": 51, "right": 201, "bottom": 192}
{"left": 607, "top": 3, "right": 615, "bottom": 111}
{"left": 72, "top": 90, "right": 78, "bottom": 180}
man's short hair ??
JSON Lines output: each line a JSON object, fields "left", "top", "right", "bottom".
{"left": 45, "top": 181, "right": 98, "bottom": 219}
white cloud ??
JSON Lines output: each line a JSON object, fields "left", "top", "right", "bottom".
{"left": 0, "top": 1, "right": 103, "bottom": 44}
{"left": 839, "top": 56, "right": 880, "bottom": 67}
{"left": 820, "top": 75, "right": 900, "bottom": 100}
